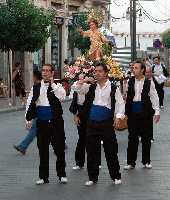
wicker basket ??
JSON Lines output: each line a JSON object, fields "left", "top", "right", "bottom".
{"left": 165, "top": 80, "right": 170, "bottom": 87}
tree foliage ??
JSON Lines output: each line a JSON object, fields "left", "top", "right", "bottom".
{"left": 69, "top": 13, "right": 90, "bottom": 55}
{"left": 161, "top": 29, "right": 170, "bottom": 49}
{"left": 0, "top": 0, "right": 54, "bottom": 52}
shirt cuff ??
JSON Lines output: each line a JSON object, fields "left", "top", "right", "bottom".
{"left": 116, "top": 113, "right": 125, "bottom": 119}
{"left": 154, "top": 110, "right": 160, "bottom": 116}
{"left": 51, "top": 83, "right": 60, "bottom": 90}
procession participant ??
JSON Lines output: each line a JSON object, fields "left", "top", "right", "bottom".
{"left": 70, "top": 76, "right": 101, "bottom": 170}
{"left": 145, "top": 66, "right": 160, "bottom": 143}
{"left": 152, "top": 56, "right": 169, "bottom": 108}
{"left": 25, "top": 64, "right": 67, "bottom": 185}
{"left": 74, "top": 62, "right": 125, "bottom": 186}
{"left": 124, "top": 61, "right": 160, "bottom": 170}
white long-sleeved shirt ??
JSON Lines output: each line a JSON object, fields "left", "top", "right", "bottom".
{"left": 153, "top": 63, "right": 164, "bottom": 77}
{"left": 71, "top": 81, "right": 89, "bottom": 105}
{"left": 26, "top": 80, "right": 66, "bottom": 113}
{"left": 72, "top": 79, "right": 125, "bottom": 119}
{"left": 133, "top": 78, "right": 160, "bottom": 115}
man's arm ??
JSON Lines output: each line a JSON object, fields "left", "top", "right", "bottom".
{"left": 115, "top": 87, "right": 125, "bottom": 119}
{"left": 51, "top": 83, "right": 66, "bottom": 101}
{"left": 25, "top": 87, "right": 33, "bottom": 129}
{"left": 114, "top": 87, "right": 125, "bottom": 129}
{"left": 149, "top": 80, "right": 160, "bottom": 123}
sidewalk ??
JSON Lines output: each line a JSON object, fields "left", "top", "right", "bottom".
{"left": 0, "top": 97, "right": 24, "bottom": 114}
{"left": 0, "top": 96, "right": 71, "bottom": 114}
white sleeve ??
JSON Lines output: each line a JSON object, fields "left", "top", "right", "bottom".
{"left": 25, "top": 87, "right": 33, "bottom": 114}
{"left": 149, "top": 80, "right": 160, "bottom": 115}
{"left": 115, "top": 87, "right": 125, "bottom": 119}
{"left": 51, "top": 83, "right": 66, "bottom": 101}
{"left": 71, "top": 82, "right": 90, "bottom": 95}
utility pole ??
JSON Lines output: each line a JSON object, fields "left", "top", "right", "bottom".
{"left": 130, "top": 0, "right": 137, "bottom": 61}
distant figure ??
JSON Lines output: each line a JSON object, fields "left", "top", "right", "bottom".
{"left": 152, "top": 56, "right": 169, "bottom": 108}
{"left": 12, "top": 62, "right": 26, "bottom": 105}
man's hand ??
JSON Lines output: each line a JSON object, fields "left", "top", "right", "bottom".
{"left": 154, "top": 115, "right": 160, "bottom": 124}
{"left": 114, "top": 118, "right": 121, "bottom": 129}
{"left": 77, "top": 26, "right": 83, "bottom": 34}
{"left": 74, "top": 116, "right": 81, "bottom": 126}
{"left": 26, "top": 121, "right": 32, "bottom": 129}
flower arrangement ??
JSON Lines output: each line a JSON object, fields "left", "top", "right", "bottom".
{"left": 103, "top": 56, "right": 124, "bottom": 80}
{"left": 64, "top": 55, "right": 95, "bottom": 82}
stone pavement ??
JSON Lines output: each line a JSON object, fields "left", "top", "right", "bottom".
{"left": 0, "top": 89, "right": 170, "bottom": 200}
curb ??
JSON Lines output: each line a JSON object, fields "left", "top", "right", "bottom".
{"left": 0, "top": 106, "right": 25, "bottom": 114}
{"left": 0, "top": 98, "right": 72, "bottom": 115}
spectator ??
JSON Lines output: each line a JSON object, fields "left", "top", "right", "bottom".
{"left": 12, "top": 62, "right": 26, "bottom": 105}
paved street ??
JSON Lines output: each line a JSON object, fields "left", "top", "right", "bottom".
{"left": 0, "top": 89, "right": 170, "bottom": 200}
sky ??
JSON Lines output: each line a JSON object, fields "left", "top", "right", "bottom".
{"left": 110, "top": 0, "right": 170, "bottom": 33}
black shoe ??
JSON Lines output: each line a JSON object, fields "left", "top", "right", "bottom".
{"left": 13, "top": 145, "right": 26, "bottom": 155}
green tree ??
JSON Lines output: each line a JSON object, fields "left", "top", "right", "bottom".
{"left": 69, "top": 13, "right": 90, "bottom": 55}
{"left": 161, "top": 29, "right": 170, "bottom": 49}
{"left": 0, "top": 0, "right": 53, "bottom": 101}
{"left": 0, "top": 0, "right": 54, "bottom": 52}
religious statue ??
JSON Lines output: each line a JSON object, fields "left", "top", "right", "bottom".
{"left": 78, "top": 8, "right": 107, "bottom": 61}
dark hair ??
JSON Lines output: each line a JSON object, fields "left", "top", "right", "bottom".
{"left": 135, "top": 60, "right": 146, "bottom": 75}
{"left": 95, "top": 62, "right": 109, "bottom": 73}
{"left": 153, "top": 55, "right": 160, "bottom": 60}
{"left": 15, "top": 62, "right": 21, "bottom": 68}
{"left": 43, "top": 64, "right": 55, "bottom": 72}
{"left": 33, "top": 70, "right": 42, "bottom": 81}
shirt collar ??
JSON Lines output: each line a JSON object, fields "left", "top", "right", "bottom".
{"left": 97, "top": 79, "right": 110, "bottom": 89}
{"left": 42, "top": 80, "right": 49, "bottom": 86}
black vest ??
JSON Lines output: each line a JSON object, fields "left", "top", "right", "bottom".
{"left": 26, "top": 83, "right": 63, "bottom": 121}
{"left": 125, "top": 77, "right": 153, "bottom": 117}
{"left": 69, "top": 91, "right": 78, "bottom": 115}
{"left": 78, "top": 82, "right": 117, "bottom": 121}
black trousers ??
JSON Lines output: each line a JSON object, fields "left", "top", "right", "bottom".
{"left": 86, "top": 119, "right": 121, "bottom": 182}
{"left": 127, "top": 113, "right": 151, "bottom": 166}
{"left": 75, "top": 121, "right": 86, "bottom": 167}
{"left": 36, "top": 118, "right": 66, "bottom": 180}
{"left": 157, "top": 83, "right": 164, "bottom": 106}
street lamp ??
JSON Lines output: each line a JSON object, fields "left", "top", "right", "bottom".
{"left": 130, "top": 0, "right": 155, "bottom": 61}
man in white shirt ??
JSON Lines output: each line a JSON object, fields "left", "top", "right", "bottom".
{"left": 69, "top": 79, "right": 102, "bottom": 170}
{"left": 74, "top": 63, "right": 125, "bottom": 186}
{"left": 26, "top": 64, "right": 67, "bottom": 185}
{"left": 152, "top": 56, "right": 169, "bottom": 108}
{"left": 124, "top": 61, "right": 160, "bottom": 171}
{"left": 145, "top": 66, "right": 160, "bottom": 142}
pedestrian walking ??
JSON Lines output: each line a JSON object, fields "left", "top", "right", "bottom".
{"left": 12, "top": 62, "right": 26, "bottom": 105}
{"left": 152, "top": 56, "right": 169, "bottom": 109}
{"left": 25, "top": 64, "right": 67, "bottom": 185}
{"left": 124, "top": 61, "right": 160, "bottom": 171}
{"left": 145, "top": 66, "right": 160, "bottom": 143}
{"left": 74, "top": 63, "right": 124, "bottom": 186}
{"left": 70, "top": 78, "right": 101, "bottom": 170}
{"left": 13, "top": 70, "right": 42, "bottom": 155}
